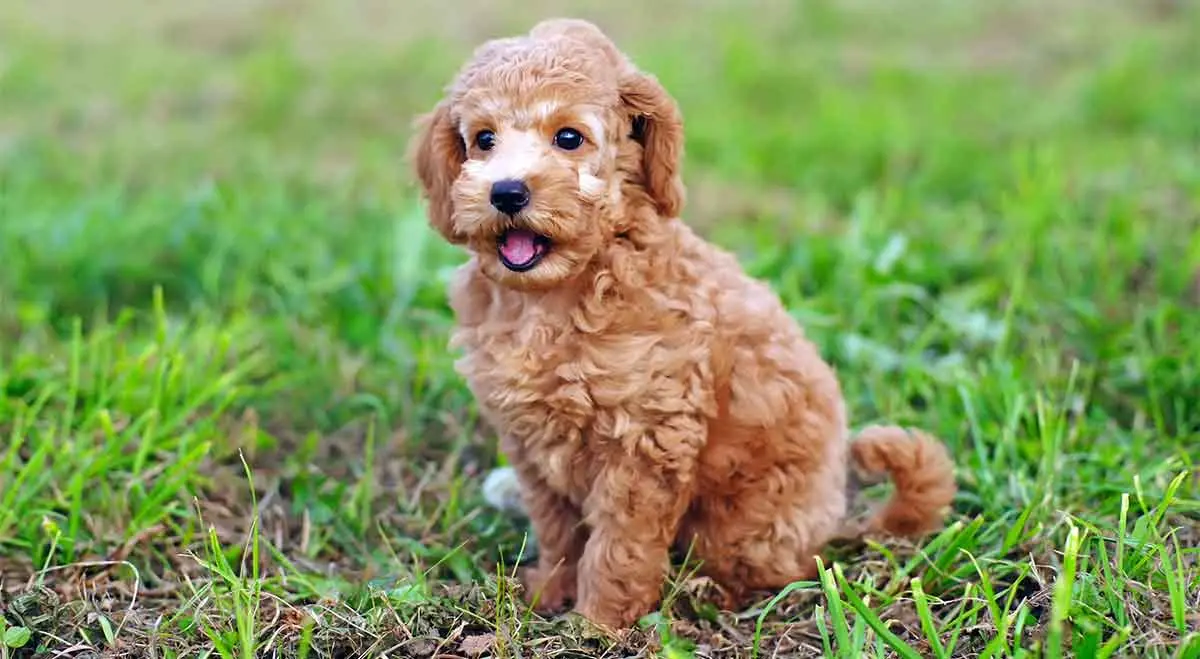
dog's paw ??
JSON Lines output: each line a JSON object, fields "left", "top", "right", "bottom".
{"left": 519, "top": 564, "right": 575, "bottom": 614}
{"left": 569, "top": 603, "right": 637, "bottom": 639}
{"left": 561, "top": 609, "right": 628, "bottom": 643}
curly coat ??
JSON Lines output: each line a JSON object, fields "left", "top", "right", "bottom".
{"left": 411, "top": 18, "right": 957, "bottom": 630}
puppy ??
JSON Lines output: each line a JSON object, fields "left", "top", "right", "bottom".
{"left": 411, "top": 18, "right": 956, "bottom": 630}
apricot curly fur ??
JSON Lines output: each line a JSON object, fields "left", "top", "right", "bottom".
{"left": 410, "top": 17, "right": 957, "bottom": 630}
{"left": 850, "top": 425, "right": 958, "bottom": 537}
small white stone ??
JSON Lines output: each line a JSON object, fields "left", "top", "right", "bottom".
{"left": 481, "top": 466, "right": 527, "bottom": 518}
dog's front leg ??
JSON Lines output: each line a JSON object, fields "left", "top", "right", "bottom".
{"left": 512, "top": 461, "right": 589, "bottom": 613}
{"left": 574, "top": 421, "right": 701, "bottom": 629}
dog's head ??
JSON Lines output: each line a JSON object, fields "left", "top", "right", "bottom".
{"left": 411, "top": 18, "right": 684, "bottom": 290}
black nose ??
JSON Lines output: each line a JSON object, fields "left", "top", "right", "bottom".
{"left": 490, "top": 179, "right": 530, "bottom": 215}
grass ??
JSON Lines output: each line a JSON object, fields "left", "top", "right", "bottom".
{"left": 0, "top": 0, "right": 1198, "bottom": 656}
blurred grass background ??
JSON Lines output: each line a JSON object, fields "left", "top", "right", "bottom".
{"left": 0, "top": 0, "right": 1198, "bottom": 656}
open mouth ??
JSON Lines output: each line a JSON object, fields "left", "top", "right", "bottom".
{"left": 497, "top": 229, "right": 551, "bottom": 272}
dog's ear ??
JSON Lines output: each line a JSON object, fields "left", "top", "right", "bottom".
{"left": 411, "top": 100, "right": 467, "bottom": 244}
{"left": 620, "top": 70, "right": 685, "bottom": 219}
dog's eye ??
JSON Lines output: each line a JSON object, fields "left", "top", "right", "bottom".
{"left": 553, "top": 128, "right": 584, "bottom": 151}
{"left": 475, "top": 130, "right": 496, "bottom": 151}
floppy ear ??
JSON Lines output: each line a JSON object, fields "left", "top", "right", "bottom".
{"left": 410, "top": 100, "right": 467, "bottom": 244}
{"left": 620, "top": 70, "right": 685, "bottom": 219}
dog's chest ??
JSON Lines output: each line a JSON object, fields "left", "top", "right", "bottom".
{"left": 448, "top": 267, "right": 712, "bottom": 500}
{"left": 452, "top": 308, "right": 600, "bottom": 496}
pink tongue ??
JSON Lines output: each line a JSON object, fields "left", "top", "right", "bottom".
{"left": 500, "top": 230, "right": 539, "bottom": 265}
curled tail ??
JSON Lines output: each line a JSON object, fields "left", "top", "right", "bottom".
{"left": 849, "top": 425, "right": 957, "bottom": 536}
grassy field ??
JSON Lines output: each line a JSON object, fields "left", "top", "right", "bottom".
{"left": 1, "top": 0, "right": 1198, "bottom": 656}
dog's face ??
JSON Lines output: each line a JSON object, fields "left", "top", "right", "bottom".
{"left": 412, "top": 19, "right": 685, "bottom": 290}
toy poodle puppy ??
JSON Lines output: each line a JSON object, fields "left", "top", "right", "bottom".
{"left": 410, "top": 18, "right": 957, "bottom": 630}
